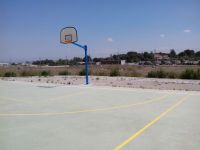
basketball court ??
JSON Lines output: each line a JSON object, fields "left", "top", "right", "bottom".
{"left": 0, "top": 80, "right": 200, "bottom": 150}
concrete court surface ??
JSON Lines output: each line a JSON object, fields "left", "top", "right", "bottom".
{"left": 0, "top": 80, "right": 200, "bottom": 150}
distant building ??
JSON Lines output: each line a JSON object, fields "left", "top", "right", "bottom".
{"left": 121, "top": 60, "right": 126, "bottom": 65}
{"left": 0, "top": 63, "right": 10, "bottom": 66}
{"left": 29, "top": 64, "right": 38, "bottom": 67}
{"left": 139, "top": 61, "right": 153, "bottom": 65}
{"left": 154, "top": 53, "right": 169, "bottom": 60}
{"left": 183, "top": 60, "right": 200, "bottom": 65}
{"left": 139, "top": 61, "right": 145, "bottom": 65}
{"left": 78, "top": 61, "right": 85, "bottom": 65}
{"left": 100, "top": 60, "right": 120, "bottom": 64}
{"left": 174, "top": 60, "right": 181, "bottom": 65}
{"left": 144, "top": 61, "right": 153, "bottom": 65}
{"left": 162, "top": 60, "right": 172, "bottom": 65}
{"left": 127, "top": 62, "right": 138, "bottom": 66}
{"left": 96, "top": 62, "right": 101, "bottom": 65}
{"left": 155, "top": 60, "right": 162, "bottom": 65}
{"left": 192, "top": 61, "right": 199, "bottom": 65}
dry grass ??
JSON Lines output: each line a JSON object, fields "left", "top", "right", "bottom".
{"left": 0, "top": 65, "right": 200, "bottom": 77}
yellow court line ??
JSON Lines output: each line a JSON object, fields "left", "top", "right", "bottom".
{"left": 0, "top": 91, "right": 85, "bottom": 104}
{"left": 0, "top": 96, "right": 31, "bottom": 104}
{"left": 0, "top": 93, "right": 172, "bottom": 117}
{"left": 114, "top": 93, "right": 192, "bottom": 150}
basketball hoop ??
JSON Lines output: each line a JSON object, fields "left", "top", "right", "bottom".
{"left": 60, "top": 26, "right": 89, "bottom": 84}
{"left": 60, "top": 27, "right": 78, "bottom": 44}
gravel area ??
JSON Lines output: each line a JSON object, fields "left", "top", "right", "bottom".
{"left": 1, "top": 76, "right": 200, "bottom": 91}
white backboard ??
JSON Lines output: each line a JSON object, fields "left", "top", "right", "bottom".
{"left": 60, "top": 27, "right": 78, "bottom": 44}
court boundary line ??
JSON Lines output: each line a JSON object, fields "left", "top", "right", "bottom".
{"left": 0, "top": 93, "right": 172, "bottom": 117}
{"left": 0, "top": 96, "right": 31, "bottom": 104}
{"left": 0, "top": 90, "right": 85, "bottom": 104}
{"left": 114, "top": 93, "right": 192, "bottom": 150}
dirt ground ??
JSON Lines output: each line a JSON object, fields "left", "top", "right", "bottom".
{"left": 1, "top": 76, "right": 200, "bottom": 91}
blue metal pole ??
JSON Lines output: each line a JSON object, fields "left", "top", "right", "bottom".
{"left": 72, "top": 42, "right": 89, "bottom": 85}
{"left": 72, "top": 42, "right": 85, "bottom": 49}
{"left": 84, "top": 45, "right": 89, "bottom": 84}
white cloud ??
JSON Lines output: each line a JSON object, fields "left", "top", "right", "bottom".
{"left": 107, "top": 37, "right": 114, "bottom": 42}
{"left": 184, "top": 29, "right": 191, "bottom": 33}
{"left": 160, "top": 34, "right": 165, "bottom": 38}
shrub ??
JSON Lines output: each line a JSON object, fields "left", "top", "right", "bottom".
{"left": 79, "top": 69, "right": 90, "bottom": 76}
{"left": 193, "top": 69, "right": 200, "bottom": 79}
{"left": 59, "top": 70, "right": 70, "bottom": 75}
{"left": 20, "top": 71, "right": 37, "bottom": 77}
{"left": 4, "top": 72, "right": 17, "bottom": 77}
{"left": 157, "top": 70, "right": 167, "bottom": 78}
{"left": 147, "top": 70, "right": 167, "bottom": 78}
{"left": 79, "top": 69, "right": 86, "bottom": 76}
{"left": 168, "top": 71, "right": 178, "bottom": 79}
{"left": 40, "top": 71, "right": 50, "bottom": 77}
{"left": 98, "top": 71, "right": 108, "bottom": 76}
{"left": 110, "top": 68, "right": 120, "bottom": 76}
{"left": 148, "top": 69, "right": 200, "bottom": 79}
{"left": 130, "top": 69, "right": 141, "bottom": 77}
{"left": 180, "top": 69, "right": 194, "bottom": 79}
{"left": 147, "top": 71, "right": 157, "bottom": 78}
{"left": 196, "top": 69, "right": 200, "bottom": 79}
{"left": 180, "top": 69, "right": 200, "bottom": 79}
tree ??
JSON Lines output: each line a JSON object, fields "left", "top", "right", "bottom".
{"left": 178, "top": 49, "right": 195, "bottom": 60}
{"left": 72, "top": 57, "right": 82, "bottom": 62}
{"left": 32, "top": 59, "right": 56, "bottom": 66}
{"left": 56, "top": 59, "right": 67, "bottom": 65}
{"left": 195, "top": 51, "right": 200, "bottom": 57}
{"left": 68, "top": 57, "right": 82, "bottom": 65}
{"left": 143, "top": 52, "right": 154, "bottom": 61}
{"left": 169, "top": 49, "right": 176, "bottom": 58}
{"left": 93, "top": 57, "right": 101, "bottom": 62}
{"left": 83, "top": 55, "right": 92, "bottom": 62}
{"left": 178, "top": 49, "right": 195, "bottom": 57}
{"left": 126, "top": 51, "right": 139, "bottom": 62}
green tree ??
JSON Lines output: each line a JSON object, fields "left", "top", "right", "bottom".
{"left": 126, "top": 51, "right": 139, "bottom": 62}
{"left": 143, "top": 52, "right": 154, "bottom": 61}
{"left": 195, "top": 51, "right": 200, "bottom": 58}
{"left": 83, "top": 55, "right": 92, "bottom": 62}
{"left": 169, "top": 49, "right": 176, "bottom": 58}
{"left": 178, "top": 49, "right": 195, "bottom": 60}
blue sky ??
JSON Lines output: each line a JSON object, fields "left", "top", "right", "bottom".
{"left": 0, "top": 0, "right": 200, "bottom": 62}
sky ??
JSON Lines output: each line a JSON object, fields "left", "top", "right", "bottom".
{"left": 0, "top": 0, "right": 200, "bottom": 62}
